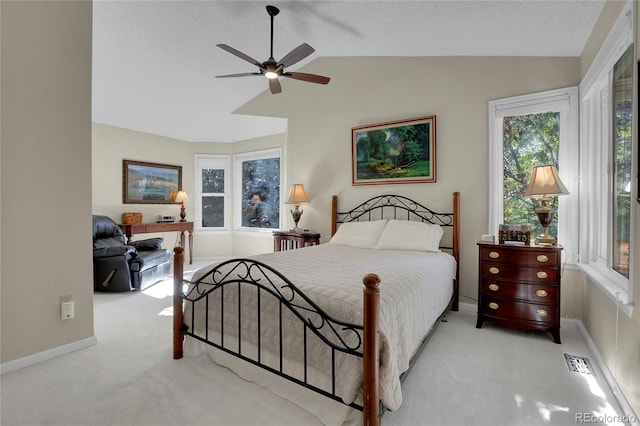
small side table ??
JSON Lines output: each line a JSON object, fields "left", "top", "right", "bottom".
{"left": 273, "top": 231, "right": 321, "bottom": 252}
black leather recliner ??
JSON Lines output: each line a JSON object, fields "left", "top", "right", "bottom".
{"left": 92, "top": 215, "right": 171, "bottom": 292}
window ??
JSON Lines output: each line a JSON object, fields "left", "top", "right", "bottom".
{"left": 194, "top": 154, "right": 230, "bottom": 232}
{"left": 233, "top": 149, "right": 282, "bottom": 231}
{"left": 502, "top": 111, "right": 561, "bottom": 239}
{"left": 612, "top": 46, "right": 632, "bottom": 279}
{"left": 489, "top": 87, "right": 579, "bottom": 262}
{"left": 579, "top": 1, "right": 634, "bottom": 312}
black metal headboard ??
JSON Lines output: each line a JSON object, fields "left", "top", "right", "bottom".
{"left": 331, "top": 193, "right": 460, "bottom": 311}
{"left": 335, "top": 194, "right": 454, "bottom": 224}
{"left": 331, "top": 193, "right": 459, "bottom": 248}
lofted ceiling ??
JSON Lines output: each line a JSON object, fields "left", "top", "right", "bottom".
{"left": 92, "top": 0, "right": 605, "bottom": 143}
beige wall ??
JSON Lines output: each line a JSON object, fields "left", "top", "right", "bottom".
{"left": 237, "top": 56, "right": 581, "bottom": 304}
{"left": 92, "top": 123, "right": 285, "bottom": 257}
{"left": 1, "top": 1, "right": 94, "bottom": 363}
{"left": 576, "top": 0, "right": 640, "bottom": 416}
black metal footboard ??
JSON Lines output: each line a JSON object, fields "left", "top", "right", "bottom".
{"left": 180, "top": 257, "right": 367, "bottom": 410}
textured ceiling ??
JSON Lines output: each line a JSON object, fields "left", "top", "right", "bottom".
{"left": 92, "top": 0, "right": 605, "bottom": 142}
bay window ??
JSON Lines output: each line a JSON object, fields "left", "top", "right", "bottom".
{"left": 579, "top": 1, "right": 634, "bottom": 313}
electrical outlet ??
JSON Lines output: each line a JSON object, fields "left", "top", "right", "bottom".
{"left": 60, "top": 295, "right": 74, "bottom": 320}
{"left": 61, "top": 301, "right": 74, "bottom": 320}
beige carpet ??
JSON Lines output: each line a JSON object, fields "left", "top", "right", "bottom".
{"left": 1, "top": 259, "right": 628, "bottom": 425}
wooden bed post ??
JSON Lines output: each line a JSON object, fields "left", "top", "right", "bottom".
{"left": 452, "top": 191, "right": 460, "bottom": 311}
{"left": 362, "top": 273, "right": 381, "bottom": 426}
{"left": 331, "top": 195, "right": 338, "bottom": 237}
{"left": 173, "top": 246, "right": 185, "bottom": 360}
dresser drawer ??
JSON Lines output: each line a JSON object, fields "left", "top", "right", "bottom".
{"left": 479, "top": 246, "right": 559, "bottom": 267}
{"left": 480, "top": 279, "right": 558, "bottom": 303}
{"left": 479, "top": 297, "right": 558, "bottom": 325}
{"left": 479, "top": 262, "right": 559, "bottom": 283}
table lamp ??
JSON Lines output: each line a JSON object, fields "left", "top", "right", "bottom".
{"left": 174, "top": 191, "right": 188, "bottom": 222}
{"left": 524, "top": 165, "right": 569, "bottom": 245}
{"left": 286, "top": 184, "right": 310, "bottom": 231}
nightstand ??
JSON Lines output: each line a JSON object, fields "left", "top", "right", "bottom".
{"left": 476, "top": 242, "right": 563, "bottom": 343}
{"left": 273, "top": 231, "right": 321, "bottom": 252}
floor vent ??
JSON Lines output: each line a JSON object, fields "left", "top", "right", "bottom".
{"left": 564, "top": 353, "right": 595, "bottom": 376}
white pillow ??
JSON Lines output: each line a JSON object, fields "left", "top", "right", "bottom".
{"left": 328, "top": 220, "right": 388, "bottom": 249}
{"left": 376, "top": 219, "right": 443, "bottom": 252}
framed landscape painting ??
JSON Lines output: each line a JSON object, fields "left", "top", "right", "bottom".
{"left": 352, "top": 116, "right": 436, "bottom": 185}
{"left": 123, "top": 160, "right": 182, "bottom": 204}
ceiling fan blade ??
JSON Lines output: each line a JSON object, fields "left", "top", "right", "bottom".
{"left": 277, "top": 43, "right": 315, "bottom": 69}
{"left": 215, "top": 72, "right": 262, "bottom": 78}
{"left": 217, "top": 44, "right": 262, "bottom": 68}
{"left": 283, "top": 72, "right": 330, "bottom": 85}
{"left": 269, "top": 78, "right": 282, "bottom": 94}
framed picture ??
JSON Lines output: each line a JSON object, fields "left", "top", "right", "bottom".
{"left": 352, "top": 115, "right": 436, "bottom": 185}
{"left": 123, "top": 160, "right": 182, "bottom": 204}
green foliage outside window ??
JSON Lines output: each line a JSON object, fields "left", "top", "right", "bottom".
{"left": 201, "top": 169, "right": 225, "bottom": 227}
{"left": 241, "top": 158, "right": 280, "bottom": 228}
{"left": 612, "top": 44, "right": 633, "bottom": 278}
{"left": 503, "top": 112, "right": 560, "bottom": 238}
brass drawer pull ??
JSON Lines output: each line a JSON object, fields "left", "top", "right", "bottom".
{"left": 536, "top": 271, "right": 549, "bottom": 279}
{"left": 536, "top": 289, "right": 548, "bottom": 297}
{"left": 489, "top": 251, "right": 500, "bottom": 259}
{"left": 489, "top": 302, "right": 499, "bottom": 310}
{"left": 489, "top": 267, "right": 500, "bottom": 274}
{"left": 489, "top": 284, "right": 499, "bottom": 291}
{"left": 536, "top": 309, "right": 548, "bottom": 317}
{"left": 536, "top": 254, "right": 549, "bottom": 263}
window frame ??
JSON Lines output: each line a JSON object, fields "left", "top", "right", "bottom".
{"left": 232, "top": 148, "right": 283, "bottom": 233}
{"left": 194, "top": 154, "right": 231, "bottom": 233}
{"left": 488, "top": 86, "right": 580, "bottom": 264}
{"left": 578, "top": 0, "right": 635, "bottom": 314}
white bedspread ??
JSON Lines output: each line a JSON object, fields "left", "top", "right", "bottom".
{"left": 183, "top": 244, "right": 455, "bottom": 420}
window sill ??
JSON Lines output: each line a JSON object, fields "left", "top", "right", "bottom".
{"left": 577, "top": 262, "right": 634, "bottom": 317}
{"left": 233, "top": 228, "right": 276, "bottom": 237}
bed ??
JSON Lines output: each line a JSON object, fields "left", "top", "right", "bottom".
{"left": 172, "top": 193, "right": 460, "bottom": 425}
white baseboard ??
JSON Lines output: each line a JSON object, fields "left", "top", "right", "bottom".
{"left": 0, "top": 336, "right": 97, "bottom": 375}
{"left": 457, "top": 301, "right": 477, "bottom": 313}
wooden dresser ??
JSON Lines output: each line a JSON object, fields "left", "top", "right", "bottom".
{"left": 476, "top": 242, "right": 563, "bottom": 343}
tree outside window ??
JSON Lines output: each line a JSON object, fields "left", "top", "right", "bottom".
{"left": 502, "top": 112, "right": 561, "bottom": 239}
{"left": 612, "top": 45, "right": 632, "bottom": 278}
{"left": 201, "top": 168, "right": 225, "bottom": 228}
{"left": 239, "top": 156, "right": 280, "bottom": 229}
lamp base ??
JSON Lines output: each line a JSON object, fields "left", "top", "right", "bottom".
{"left": 290, "top": 206, "right": 303, "bottom": 231}
{"left": 534, "top": 208, "right": 556, "bottom": 245}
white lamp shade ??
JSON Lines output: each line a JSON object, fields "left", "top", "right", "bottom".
{"left": 174, "top": 191, "right": 188, "bottom": 203}
{"left": 524, "top": 165, "right": 569, "bottom": 198}
{"left": 286, "top": 184, "right": 310, "bottom": 204}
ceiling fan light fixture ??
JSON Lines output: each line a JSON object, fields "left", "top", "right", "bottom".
{"left": 264, "top": 71, "right": 279, "bottom": 79}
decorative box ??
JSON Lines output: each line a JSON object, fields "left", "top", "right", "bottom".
{"left": 122, "top": 212, "right": 143, "bottom": 225}
{"left": 498, "top": 224, "right": 531, "bottom": 245}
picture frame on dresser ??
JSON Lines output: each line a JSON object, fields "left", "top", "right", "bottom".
{"left": 351, "top": 115, "right": 436, "bottom": 185}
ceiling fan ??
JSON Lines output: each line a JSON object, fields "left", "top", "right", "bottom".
{"left": 215, "top": 5, "right": 330, "bottom": 94}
